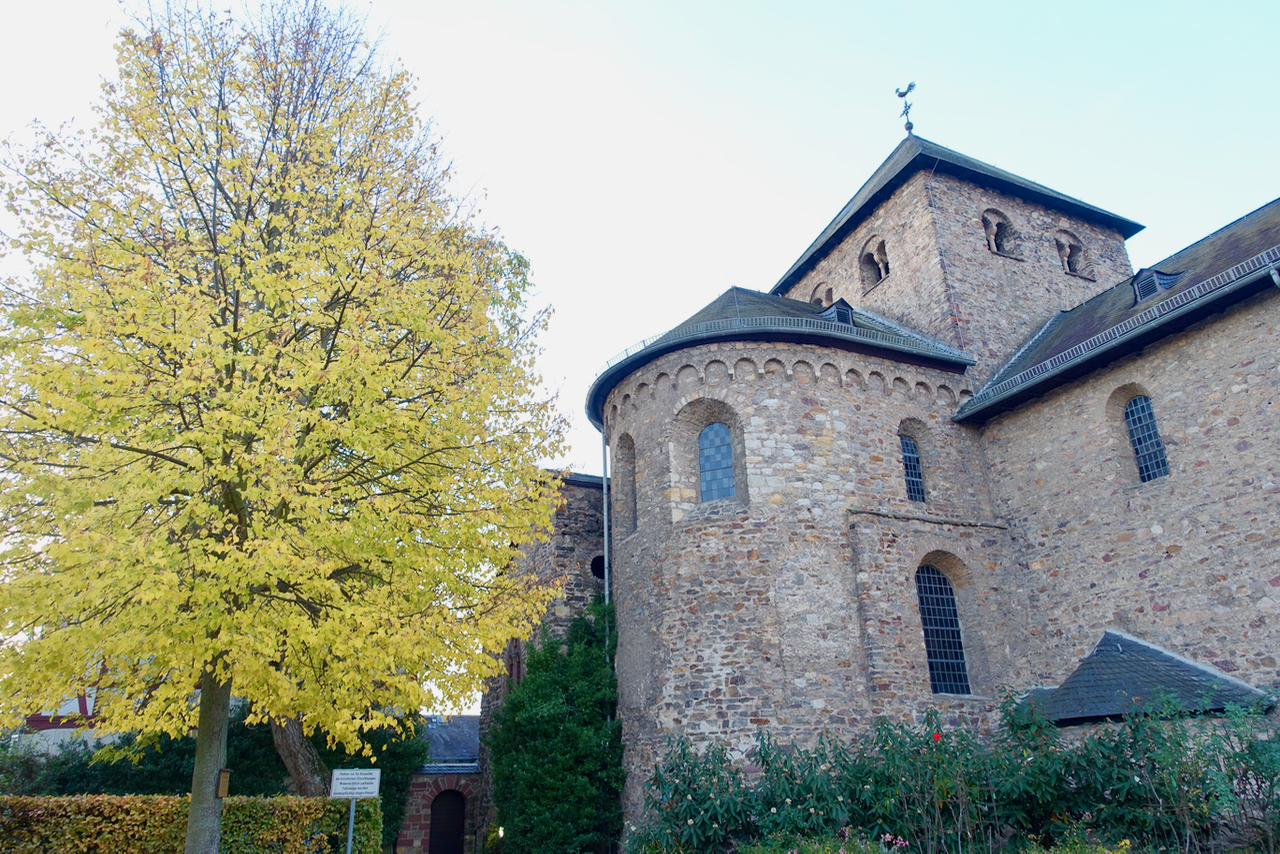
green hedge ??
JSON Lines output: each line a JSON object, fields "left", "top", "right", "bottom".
{"left": 0, "top": 794, "right": 381, "bottom": 853}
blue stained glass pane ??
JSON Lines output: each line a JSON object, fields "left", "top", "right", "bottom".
{"left": 698, "top": 423, "right": 735, "bottom": 501}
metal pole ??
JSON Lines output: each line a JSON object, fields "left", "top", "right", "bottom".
{"left": 601, "top": 430, "right": 611, "bottom": 605}
{"left": 345, "top": 798, "right": 356, "bottom": 854}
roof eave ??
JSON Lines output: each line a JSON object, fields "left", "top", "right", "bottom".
{"left": 587, "top": 323, "right": 973, "bottom": 431}
{"left": 955, "top": 261, "right": 1280, "bottom": 424}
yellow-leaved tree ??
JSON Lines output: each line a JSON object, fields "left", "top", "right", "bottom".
{"left": 0, "top": 2, "right": 563, "bottom": 850}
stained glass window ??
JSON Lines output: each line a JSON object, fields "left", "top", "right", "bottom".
{"left": 698, "top": 422, "right": 735, "bottom": 501}
{"left": 915, "top": 565, "right": 970, "bottom": 695}
{"left": 1124, "top": 395, "right": 1169, "bottom": 482}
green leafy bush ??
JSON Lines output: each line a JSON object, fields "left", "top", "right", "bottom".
{"left": 0, "top": 794, "right": 381, "bottom": 853}
{"left": 0, "top": 703, "right": 425, "bottom": 848}
{"left": 629, "top": 699, "right": 1280, "bottom": 854}
{"left": 486, "top": 595, "right": 624, "bottom": 854}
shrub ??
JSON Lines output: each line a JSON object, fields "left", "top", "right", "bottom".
{"left": 0, "top": 794, "right": 381, "bottom": 853}
{"left": 629, "top": 698, "right": 1280, "bottom": 854}
{"left": 486, "top": 595, "right": 624, "bottom": 854}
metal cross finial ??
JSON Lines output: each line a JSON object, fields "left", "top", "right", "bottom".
{"left": 896, "top": 82, "right": 916, "bottom": 134}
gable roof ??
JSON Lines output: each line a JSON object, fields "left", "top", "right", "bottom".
{"left": 417, "top": 715, "right": 480, "bottom": 775}
{"left": 771, "top": 135, "right": 1143, "bottom": 296}
{"left": 586, "top": 287, "right": 973, "bottom": 429}
{"left": 957, "top": 198, "right": 1280, "bottom": 423}
{"left": 1023, "top": 630, "right": 1274, "bottom": 725}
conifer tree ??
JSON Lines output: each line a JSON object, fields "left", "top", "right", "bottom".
{"left": 486, "top": 596, "right": 625, "bottom": 854}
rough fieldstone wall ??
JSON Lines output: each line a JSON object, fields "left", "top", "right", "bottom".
{"left": 925, "top": 173, "right": 1134, "bottom": 384}
{"left": 786, "top": 173, "right": 952, "bottom": 347}
{"left": 784, "top": 171, "right": 1134, "bottom": 385}
{"left": 603, "top": 339, "right": 1026, "bottom": 821}
{"left": 980, "top": 289, "right": 1280, "bottom": 693}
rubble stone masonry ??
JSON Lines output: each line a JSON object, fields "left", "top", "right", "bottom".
{"left": 602, "top": 340, "right": 1025, "bottom": 817}
{"left": 980, "top": 289, "right": 1280, "bottom": 693}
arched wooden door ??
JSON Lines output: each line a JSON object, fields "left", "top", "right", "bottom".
{"left": 428, "top": 789, "right": 466, "bottom": 854}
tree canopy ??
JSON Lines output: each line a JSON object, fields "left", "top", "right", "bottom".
{"left": 0, "top": 1, "right": 563, "bottom": 848}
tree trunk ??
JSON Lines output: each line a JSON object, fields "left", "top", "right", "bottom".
{"left": 271, "top": 714, "right": 330, "bottom": 797}
{"left": 185, "top": 668, "right": 232, "bottom": 854}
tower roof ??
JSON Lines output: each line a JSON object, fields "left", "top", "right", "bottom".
{"left": 585, "top": 287, "right": 971, "bottom": 430}
{"left": 771, "top": 135, "right": 1144, "bottom": 296}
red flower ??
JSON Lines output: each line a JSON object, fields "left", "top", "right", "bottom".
{"left": 932, "top": 732, "right": 942, "bottom": 742}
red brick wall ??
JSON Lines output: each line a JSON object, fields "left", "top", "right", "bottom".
{"left": 396, "top": 772, "right": 480, "bottom": 853}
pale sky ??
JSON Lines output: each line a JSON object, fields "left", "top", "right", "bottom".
{"left": 3, "top": 1, "right": 1278, "bottom": 476}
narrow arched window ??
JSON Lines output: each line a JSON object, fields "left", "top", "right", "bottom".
{"left": 900, "top": 435, "right": 925, "bottom": 502}
{"left": 698, "top": 422, "right": 735, "bottom": 501}
{"left": 1124, "top": 395, "right": 1169, "bottom": 482}
{"left": 915, "top": 565, "right": 970, "bottom": 694}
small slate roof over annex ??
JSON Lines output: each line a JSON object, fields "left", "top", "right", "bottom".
{"left": 586, "top": 287, "right": 973, "bottom": 430}
{"left": 958, "top": 197, "right": 1280, "bottom": 423}
{"left": 417, "top": 715, "right": 480, "bottom": 775}
{"left": 771, "top": 135, "right": 1143, "bottom": 297}
{"left": 1022, "top": 630, "right": 1275, "bottom": 726}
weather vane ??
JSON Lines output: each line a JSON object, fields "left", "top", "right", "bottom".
{"left": 896, "top": 82, "right": 916, "bottom": 135}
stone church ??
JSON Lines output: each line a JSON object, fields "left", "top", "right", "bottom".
{"left": 401, "top": 134, "right": 1280, "bottom": 849}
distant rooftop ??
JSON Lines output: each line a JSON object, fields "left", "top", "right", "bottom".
{"left": 418, "top": 715, "right": 480, "bottom": 775}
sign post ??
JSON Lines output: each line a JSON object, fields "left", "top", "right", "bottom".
{"left": 330, "top": 768, "right": 381, "bottom": 854}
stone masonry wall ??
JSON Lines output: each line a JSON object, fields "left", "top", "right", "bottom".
{"left": 603, "top": 339, "right": 1026, "bottom": 821}
{"left": 981, "top": 288, "right": 1280, "bottom": 693}
{"left": 784, "top": 171, "right": 1134, "bottom": 386}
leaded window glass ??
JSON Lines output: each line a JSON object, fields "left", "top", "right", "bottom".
{"left": 698, "top": 422, "right": 735, "bottom": 501}
{"left": 1124, "top": 395, "right": 1169, "bottom": 482}
{"left": 915, "top": 565, "right": 970, "bottom": 695}
{"left": 900, "top": 435, "right": 925, "bottom": 502}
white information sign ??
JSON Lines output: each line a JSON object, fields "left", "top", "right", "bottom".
{"left": 330, "top": 768, "right": 381, "bottom": 799}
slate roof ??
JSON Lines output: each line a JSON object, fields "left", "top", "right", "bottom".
{"left": 771, "top": 135, "right": 1143, "bottom": 296}
{"left": 417, "top": 715, "right": 480, "bottom": 775}
{"left": 586, "top": 287, "right": 973, "bottom": 429}
{"left": 1023, "top": 630, "right": 1275, "bottom": 725}
{"left": 957, "top": 198, "right": 1280, "bottom": 422}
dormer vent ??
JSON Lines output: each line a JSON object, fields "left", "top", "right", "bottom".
{"left": 1132, "top": 269, "right": 1184, "bottom": 304}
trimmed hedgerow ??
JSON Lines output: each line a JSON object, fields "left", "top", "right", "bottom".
{"left": 0, "top": 793, "right": 381, "bottom": 853}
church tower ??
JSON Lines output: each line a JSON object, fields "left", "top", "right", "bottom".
{"left": 771, "top": 136, "right": 1141, "bottom": 384}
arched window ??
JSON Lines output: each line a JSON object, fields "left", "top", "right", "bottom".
{"left": 1054, "top": 230, "right": 1092, "bottom": 279}
{"left": 698, "top": 422, "right": 735, "bottom": 501}
{"left": 900, "top": 434, "right": 925, "bottom": 503}
{"left": 429, "top": 789, "right": 466, "bottom": 854}
{"left": 860, "top": 237, "right": 890, "bottom": 293}
{"left": 1124, "top": 395, "right": 1169, "bottom": 482}
{"left": 915, "top": 565, "right": 970, "bottom": 694}
{"left": 613, "top": 433, "right": 637, "bottom": 535}
{"left": 981, "top": 209, "right": 1020, "bottom": 257}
